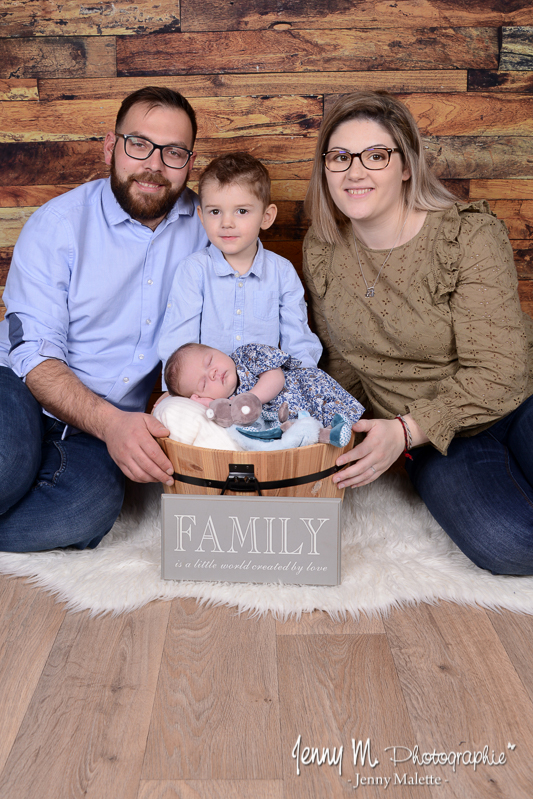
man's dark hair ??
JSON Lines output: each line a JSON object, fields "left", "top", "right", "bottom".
{"left": 115, "top": 86, "right": 198, "bottom": 145}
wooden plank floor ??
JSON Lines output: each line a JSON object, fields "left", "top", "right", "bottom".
{"left": 0, "top": 574, "right": 532, "bottom": 798}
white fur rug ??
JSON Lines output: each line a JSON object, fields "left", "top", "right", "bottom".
{"left": 1, "top": 472, "right": 533, "bottom": 618}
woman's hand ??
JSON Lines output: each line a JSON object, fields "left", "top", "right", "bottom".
{"left": 332, "top": 418, "right": 405, "bottom": 488}
{"left": 333, "top": 414, "right": 429, "bottom": 488}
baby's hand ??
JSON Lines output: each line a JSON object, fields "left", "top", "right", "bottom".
{"left": 190, "top": 394, "right": 215, "bottom": 408}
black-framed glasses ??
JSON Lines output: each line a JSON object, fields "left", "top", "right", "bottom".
{"left": 116, "top": 133, "right": 193, "bottom": 169}
{"left": 323, "top": 147, "right": 401, "bottom": 172}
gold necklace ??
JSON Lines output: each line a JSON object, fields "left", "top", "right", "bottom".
{"left": 352, "top": 215, "right": 409, "bottom": 298}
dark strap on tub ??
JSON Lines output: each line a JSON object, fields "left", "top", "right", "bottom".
{"left": 172, "top": 462, "right": 341, "bottom": 496}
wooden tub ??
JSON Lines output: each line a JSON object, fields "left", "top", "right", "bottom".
{"left": 157, "top": 436, "right": 354, "bottom": 499}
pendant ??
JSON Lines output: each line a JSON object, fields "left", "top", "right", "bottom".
{"left": 365, "top": 287, "right": 375, "bottom": 298}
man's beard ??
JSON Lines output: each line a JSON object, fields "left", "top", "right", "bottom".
{"left": 110, "top": 152, "right": 185, "bottom": 222}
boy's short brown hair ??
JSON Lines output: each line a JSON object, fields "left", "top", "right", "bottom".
{"left": 198, "top": 152, "right": 271, "bottom": 208}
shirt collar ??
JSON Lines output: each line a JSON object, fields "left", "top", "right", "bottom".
{"left": 102, "top": 179, "right": 198, "bottom": 228}
{"left": 210, "top": 238, "right": 264, "bottom": 277}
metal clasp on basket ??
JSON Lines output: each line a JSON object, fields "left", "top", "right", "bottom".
{"left": 221, "top": 464, "right": 262, "bottom": 495}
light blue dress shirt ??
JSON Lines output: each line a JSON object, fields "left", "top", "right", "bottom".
{"left": 0, "top": 178, "right": 208, "bottom": 414}
{"left": 158, "top": 240, "right": 322, "bottom": 379}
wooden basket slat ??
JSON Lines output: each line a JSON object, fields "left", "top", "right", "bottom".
{"left": 158, "top": 438, "right": 352, "bottom": 499}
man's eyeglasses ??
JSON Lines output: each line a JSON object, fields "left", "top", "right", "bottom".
{"left": 323, "top": 147, "right": 401, "bottom": 172}
{"left": 116, "top": 133, "right": 193, "bottom": 169}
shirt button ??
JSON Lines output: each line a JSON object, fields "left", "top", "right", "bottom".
{"left": 236, "top": 309, "right": 242, "bottom": 315}
{"left": 238, "top": 282, "right": 243, "bottom": 287}
{"left": 167, "top": 303, "right": 172, "bottom": 308}
{"left": 138, "top": 354, "right": 144, "bottom": 360}
{"left": 236, "top": 335, "right": 241, "bottom": 341}
{"left": 123, "top": 377, "right": 129, "bottom": 383}
{"left": 146, "top": 319, "right": 152, "bottom": 324}
{"left": 147, "top": 279, "right": 153, "bottom": 285}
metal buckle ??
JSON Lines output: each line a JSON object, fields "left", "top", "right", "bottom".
{"left": 221, "top": 464, "right": 262, "bottom": 495}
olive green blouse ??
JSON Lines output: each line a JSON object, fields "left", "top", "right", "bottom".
{"left": 303, "top": 201, "right": 533, "bottom": 454}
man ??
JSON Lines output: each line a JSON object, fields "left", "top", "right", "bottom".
{"left": 0, "top": 87, "right": 208, "bottom": 551}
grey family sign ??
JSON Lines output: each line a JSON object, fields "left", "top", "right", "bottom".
{"left": 161, "top": 494, "right": 342, "bottom": 586}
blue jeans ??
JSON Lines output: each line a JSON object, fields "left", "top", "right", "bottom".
{"left": 0, "top": 366, "right": 125, "bottom": 552}
{"left": 405, "top": 394, "right": 533, "bottom": 575}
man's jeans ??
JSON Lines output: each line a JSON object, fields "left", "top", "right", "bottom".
{"left": 0, "top": 366, "right": 125, "bottom": 552}
{"left": 405, "top": 394, "right": 533, "bottom": 575}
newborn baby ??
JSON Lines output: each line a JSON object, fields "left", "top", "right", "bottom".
{"left": 164, "top": 342, "right": 365, "bottom": 447}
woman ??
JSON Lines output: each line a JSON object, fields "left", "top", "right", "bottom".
{"left": 303, "top": 90, "right": 533, "bottom": 575}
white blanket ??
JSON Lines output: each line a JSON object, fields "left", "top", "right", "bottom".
{"left": 153, "top": 395, "right": 242, "bottom": 450}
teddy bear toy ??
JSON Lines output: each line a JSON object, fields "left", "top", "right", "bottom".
{"left": 205, "top": 392, "right": 263, "bottom": 428}
{"left": 205, "top": 394, "right": 352, "bottom": 447}
{"left": 206, "top": 394, "right": 292, "bottom": 429}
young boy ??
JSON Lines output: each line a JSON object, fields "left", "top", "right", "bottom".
{"left": 157, "top": 152, "right": 322, "bottom": 375}
{"left": 164, "top": 342, "right": 365, "bottom": 447}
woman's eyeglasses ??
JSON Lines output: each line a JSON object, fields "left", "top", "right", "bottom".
{"left": 323, "top": 147, "right": 401, "bottom": 172}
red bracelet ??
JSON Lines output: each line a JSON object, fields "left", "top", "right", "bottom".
{"left": 396, "top": 415, "right": 413, "bottom": 461}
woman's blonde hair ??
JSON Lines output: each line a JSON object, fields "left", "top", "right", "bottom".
{"left": 304, "top": 90, "right": 456, "bottom": 245}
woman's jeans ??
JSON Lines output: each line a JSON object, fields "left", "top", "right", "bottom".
{"left": 405, "top": 394, "right": 533, "bottom": 575}
{"left": 0, "top": 366, "right": 125, "bottom": 552}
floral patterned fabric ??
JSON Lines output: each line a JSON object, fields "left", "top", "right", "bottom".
{"left": 231, "top": 342, "right": 365, "bottom": 427}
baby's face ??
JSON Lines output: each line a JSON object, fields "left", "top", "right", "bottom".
{"left": 180, "top": 346, "right": 238, "bottom": 400}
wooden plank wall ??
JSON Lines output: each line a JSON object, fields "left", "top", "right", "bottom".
{"left": 1, "top": 1, "right": 533, "bottom": 320}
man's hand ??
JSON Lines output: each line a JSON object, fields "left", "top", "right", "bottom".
{"left": 102, "top": 409, "right": 174, "bottom": 485}
{"left": 25, "top": 360, "right": 175, "bottom": 485}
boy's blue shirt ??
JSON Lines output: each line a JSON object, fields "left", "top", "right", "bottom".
{"left": 158, "top": 239, "right": 322, "bottom": 385}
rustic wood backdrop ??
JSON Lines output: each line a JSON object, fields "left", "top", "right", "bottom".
{"left": 1, "top": 1, "right": 532, "bottom": 323}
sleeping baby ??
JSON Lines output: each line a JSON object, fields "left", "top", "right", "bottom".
{"left": 164, "top": 342, "right": 365, "bottom": 448}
